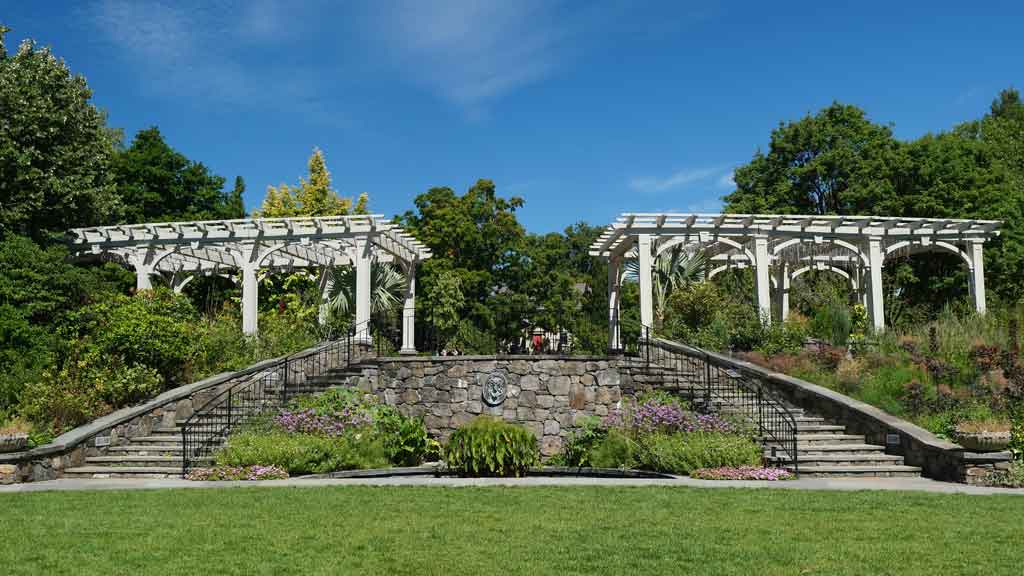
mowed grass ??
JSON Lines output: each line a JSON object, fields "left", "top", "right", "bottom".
{"left": 2, "top": 486, "right": 1023, "bottom": 575}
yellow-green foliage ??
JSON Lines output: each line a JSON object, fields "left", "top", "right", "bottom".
{"left": 444, "top": 416, "right": 538, "bottom": 477}
{"left": 256, "top": 149, "right": 368, "bottom": 217}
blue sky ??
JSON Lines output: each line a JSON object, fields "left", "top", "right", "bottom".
{"left": 5, "top": 1, "right": 1023, "bottom": 232}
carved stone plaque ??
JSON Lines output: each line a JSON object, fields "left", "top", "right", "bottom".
{"left": 482, "top": 371, "right": 508, "bottom": 406}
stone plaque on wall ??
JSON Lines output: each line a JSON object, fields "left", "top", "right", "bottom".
{"left": 482, "top": 372, "right": 508, "bottom": 406}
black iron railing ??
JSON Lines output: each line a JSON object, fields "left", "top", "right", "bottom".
{"left": 639, "top": 327, "right": 800, "bottom": 475}
{"left": 181, "top": 321, "right": 387, "bottom": 475}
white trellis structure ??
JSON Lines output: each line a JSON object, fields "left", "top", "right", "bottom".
{"left": 67, "top": 215, "right": 431, "bottom": 352}
{"left": 590, "top": 213, "right": 1002, "bottom": 349}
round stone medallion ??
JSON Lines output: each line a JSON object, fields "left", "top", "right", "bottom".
{"left": 482, "top": 371, "right": 508, "bottom": 406}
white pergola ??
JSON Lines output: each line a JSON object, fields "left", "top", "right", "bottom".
{"left": 67, "top": 215, "right": 432, "bottom": 352}
{"left": 589, "top": 213, "right": 1002, "bottom": 349}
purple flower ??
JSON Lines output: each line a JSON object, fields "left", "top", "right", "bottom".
{"left": 690, "top": 466, "right": 794, "bottom": 481}
{"left": 273, "top": 408, "right": 373, "bottom": 436}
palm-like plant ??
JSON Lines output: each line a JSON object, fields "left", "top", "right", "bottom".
{"left": 624, "top": 244, "right": 707, "bottom": 329}
{"left": 321, "top": 262, "right": 406, "bottom": 321}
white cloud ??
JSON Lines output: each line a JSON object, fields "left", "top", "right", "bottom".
{"left": 628, "top": 164, "right": 734, "bottom": 193}
{"left": 85, "top": 0, "right": 314, "bottom": 108}
{"left": 363, "top": 0, "right": 584, "bottom": 110}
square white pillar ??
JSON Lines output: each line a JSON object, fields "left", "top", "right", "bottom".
{"left": 773, "top": 262, "right": 790, "bottom": 322}
{"left": 608, "top": 256, "right": 622, "bottom": 351}
{"left": 400, "top": 262, "right": 417, "bottom": 354}
{"left": 969, "top": 239, "right": 987, "bottom": 314}
{"left": 867, "top": 237, "right": 885, "bottom": 331}
{"left": 241, "top": 264, "right": 259, "bottom": 336}
{"left": 753, "top": 236, "right": 772, "bottom": 323}
{"left": 637, "top": 234, "right": 654, "bottom": 333}
{"left": 354, "top": 239, "right": 372, "bottom": 339}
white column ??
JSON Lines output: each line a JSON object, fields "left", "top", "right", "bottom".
{"left": 317, "top": 267, "right": 335, "bottom": 325}
{"left": 608, "top": 256, "right": 622, "bottom": 351}
{"left": 400, "top": 261, "right": 417, "bottom": 354}
{"left": 241, "top": 264, "right": 259, "bottom": 336}
{"left": 753, "top": 236, "right": 772, "bottom": 323}
{"left": 134, "top": 264, "right": 154, "bottom": 291}
{"left": 354, "top": 239, "right": 372, "bottom": 339}
{"left": 773, "top": 262, "right": 790, "bottom": 322}
{"left": 637, "top": 234, "right": 654, "bottom": 334}
{"left": 867, "top": 237, "right": 885, "bottom": 332}
{"left": 969, "top": 239, "right": 987, "bottom": 314}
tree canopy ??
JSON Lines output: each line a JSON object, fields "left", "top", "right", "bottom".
{"left": 0, "top": 27, "right": 121, "bottom": 240}
{"left": 113, "top": 127, "right": 239, "bottom": 223}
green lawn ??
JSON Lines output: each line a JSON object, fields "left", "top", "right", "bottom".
{"left": 2, "top": 486, "right": 1022, "bottom": 575}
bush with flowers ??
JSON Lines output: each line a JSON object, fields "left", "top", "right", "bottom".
{"left": 208, "top": 387, "right": 438, "bottom": 476}
{"left": 185, "top": 465, "right": 289, "bottom": 481}
{"left": 554, "top": 391, "right": 773, "bottom": 477}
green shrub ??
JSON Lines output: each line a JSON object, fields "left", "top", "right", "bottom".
{"left": 811, "top": 302, "right": 853, "bottom": 347}
{"left": 635, "top": 432, "right": 763, "bottom": 475}
{"left": 556, "top": 416, "right": 608, "bottom": 467}
{"left": 20, "top": 354, "right": 161, "bottom": 431}
{"left": 588, "top": 428, "right": 636, "bottom": 469}
{"left": 444, "top": 416, "right": 538, "bottom": 477}
{"left": 374, "top": 405, "right": 439, "bottom": 466}
{"left": 215, "top": 430, "right": 389, "bottom": 474}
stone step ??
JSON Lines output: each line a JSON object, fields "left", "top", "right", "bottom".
{"left": 107, "top": 445, "right": 183, "bottom": 454}
{"left": 768, "top": 453, "right": 906, "bottom": 466}
{"left": 128, "top": 435, "right": 222, "bottom": 444}
{"left": 790, "top": 443, "right": 888, "bottom": 456}
{"left": 793, "top": 433, "right": 865, "bottom": 445}
{"left": 795, "top": 424, "right": 845, "bottom": 433}
{"left": 63, "top": 466, "right": 183, "bottom": 478}
{"left": 85, "top": 456, "right": 210, "bottom": 467}
{"left": 793, "top": 465, "right": 921, "bottom": 478}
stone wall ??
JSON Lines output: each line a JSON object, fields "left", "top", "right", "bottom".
{"left": 365, "top": 356, "right": 643, "bottom": 456}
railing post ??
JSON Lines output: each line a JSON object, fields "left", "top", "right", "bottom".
{"left": 757, "top": 385, "right": 765, "bottom": 437}
{"left": 181, "top": 425, "right": 188, "bottom": 476}
{"left": 703, "top": 357, "right": 712, "bottom": 411}
{"left": 227, "top": 388, "right": 233, "bottom": 428}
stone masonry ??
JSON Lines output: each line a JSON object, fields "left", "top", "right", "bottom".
{"left": 365, "top": 356, "right": 642, "bottom": 456}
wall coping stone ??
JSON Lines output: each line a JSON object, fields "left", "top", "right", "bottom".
{"left": 1, "top": 341, "right": 335, "bottom": 463}
{"left": 375, "top": 354, "right": 634, "bottom": 363}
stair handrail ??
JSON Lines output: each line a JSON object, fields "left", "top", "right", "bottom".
{"left": 180, "top": 321, "right": 375, "bottom": 475}
{"left": 640, "top": 329, "right": 800, "bottom": 476}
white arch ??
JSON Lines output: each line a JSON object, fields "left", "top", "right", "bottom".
{"left": 885, "top": 240, "right": 972, "bottom": 269}
{"left": 656, "top": 236, "right": 755, "bottom": 264}
{"left": 773, "top": 237, "right": 868, "bottom": 266}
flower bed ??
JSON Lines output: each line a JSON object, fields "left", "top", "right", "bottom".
{"left": 212, "top": 388, "right": 437, "bottom": 475}
{"left": 186, "top": 465, "right": 289, "bottom": 481}
{"left": 691, "top": 466, "right": 795, "bottom": 481}
{"left": 553, "top": 392, "right": 765, "bottom": 476}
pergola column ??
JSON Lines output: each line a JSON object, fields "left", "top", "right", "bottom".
{"left": 170, "top": 273, "right": 194, "bottom": 294}
{"left": 241, "top": 263, "right": 259, "bottom": 336}
{"left": 400, "top": 261, "right": 417, "bottom": 354}
{"left": 753, "top": 235, "right": 772, "bottom": 323}
{"left": 968, "top": 239, "right": 987, "bottom": 314}
{"left": 773, "top": 262, "right": 790, "bottom": 322}
{"left": 354, "top": 238, "right": 372, "bottom": 338}
{"left": 866, "top": 236, "right": 885, "bottom": 331}
{"left": 608, "top": 255, "right": 622, "bottom": 352}
{"left": 134, "top": 263, "right": 154, "bottom": 291}
{"left": 637, "top": 234, "right": 654, "bottom": 333}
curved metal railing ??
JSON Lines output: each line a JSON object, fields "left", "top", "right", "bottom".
{"left": 180, "top": 322, "right": 383, "bottom": 475}
{"left": 639, "top": 329, "right": 800, "bottom": 476}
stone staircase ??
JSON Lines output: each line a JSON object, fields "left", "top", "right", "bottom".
{"left": 635, "top": 358, "right": 921, "bottom": 478}
{"left": 63, "top": 362, "right": 374, "bottom": 479}
{"left": 764, "top": 408, "right": 921, "bottom": 478}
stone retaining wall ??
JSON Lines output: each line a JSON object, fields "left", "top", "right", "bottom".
{"left": 364, "top": 356, "right": 645, "bottom": 456}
